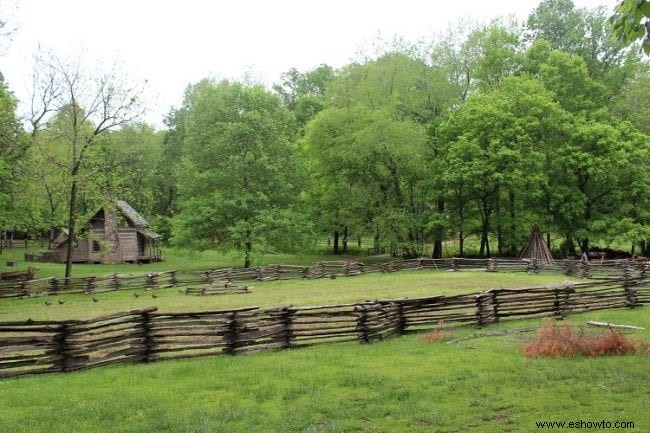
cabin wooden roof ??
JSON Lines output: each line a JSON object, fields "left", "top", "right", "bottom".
{"left": 53, "top": 200, "right": 160, "bottom": 246}
{"left": 116, "top": 200, "right": 150, "bottom": 228}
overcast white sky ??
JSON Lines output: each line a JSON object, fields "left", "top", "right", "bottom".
{"left": 2, "top": 0, "right": 614, "bottom": 128}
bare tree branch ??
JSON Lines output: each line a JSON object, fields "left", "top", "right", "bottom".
{"left": 28, "top": 47, "right": 146, "bottom": 279}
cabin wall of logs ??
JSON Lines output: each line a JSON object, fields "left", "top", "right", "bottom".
{"left": 1, "top": 276, "right": 648, "bottom": 378}
{"left": 0, "top": 257, "right": 648, "bottom": 299}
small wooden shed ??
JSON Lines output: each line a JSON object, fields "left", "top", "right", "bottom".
{"left": 48, "top": 200, "right": 162, "bottom": 264}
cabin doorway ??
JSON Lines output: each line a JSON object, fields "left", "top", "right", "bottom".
{"left": 137, "top": 232, "right": 146, "bottom": 256}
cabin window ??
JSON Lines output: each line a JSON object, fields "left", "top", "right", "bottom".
{"left": 92, "top": 240, "right": 101, "bottom": 252}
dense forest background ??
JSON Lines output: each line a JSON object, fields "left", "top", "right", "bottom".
{"left": 2, "top": 0, "right": 650, "bottom": 265}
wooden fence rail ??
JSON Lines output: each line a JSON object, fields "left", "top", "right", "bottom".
{"left": 1, "top": 258, "right": 648, "bottom": 299}
{"left": 1, "top": 278, "right": 648, "bottom": 378}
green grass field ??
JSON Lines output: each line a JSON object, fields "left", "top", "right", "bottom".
{"left": 1, "top": 307, "right": 648, "bottom": 433}
{"left": 1, "top": 269, "right": 569, "bottom": 321}
{"left": 1, "top": 249, "right": 648, "bottom": 432}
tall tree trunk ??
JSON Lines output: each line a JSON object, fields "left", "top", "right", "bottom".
{"left": 64, "top": 180, "right": 79, "bottom": 282}
{"left": 333, "top": 229, "right": 339, "bottom": 255}
{"left": 479, "top": 198, "right": 491, "bottom": 257}
{"left": 342, "top": 225, "right": 348, "bottom": 254}
{"left": 459, "top": 202, "right": 465, "bottom": 257}
{"left": 244, "top": 238, "right": 252, "bottom": 269}
{"left": 432, "top": 241, "right": 442, "bottom": 259}
{"left": 432, "top": 198, "right": 444, "bottom": 259}
{"left": 564, "top": 235, "right": 577, "bottom": 257}
{"left": 496, "top": 187, "right": 503, "bottom": 256}
{"left": 480, "top": 225, "right": 491, "bottom": 258}
{"left": 373, "top": 223, "right": 380, "bottom": 255}
{"left": 508, "top": 191, "right": 516, "bottom": 256}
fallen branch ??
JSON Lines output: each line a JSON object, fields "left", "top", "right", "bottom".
{"left": 587, "top": 321, "right": 645, "bottom": 331}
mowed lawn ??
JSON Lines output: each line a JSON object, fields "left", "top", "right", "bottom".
{"left": 1, "top": 306, "right": 649, "bottom": 433}
{"left": 0, "top": 269, "right": 571, "bottom": 321}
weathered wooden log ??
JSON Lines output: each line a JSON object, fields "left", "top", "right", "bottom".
{"left": 587, "top": 321, "right": 645, "bottom": 330}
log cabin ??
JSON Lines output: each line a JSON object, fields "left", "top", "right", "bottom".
{"left": 46, "top": 200, "right": 162, "bottom": 264}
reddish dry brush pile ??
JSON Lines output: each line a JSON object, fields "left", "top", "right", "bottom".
{"left": 420, "top": 320, "right": 453, "bottom": 343}
{"left": 523, "top": 319, "right": 648, "bottom": 358}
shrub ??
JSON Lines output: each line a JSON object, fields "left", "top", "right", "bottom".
{"left": 523, "top": 319, "right": 643, "bottom": 358}
{"left": 420, "top": 320, "right": 453, "bottom": 343}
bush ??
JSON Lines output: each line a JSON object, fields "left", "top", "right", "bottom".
{"left": 523, "top": 319, "right": 643, "bottom": 358}
{"left": 420, "top": 320, "right": 453, "bottom": 343}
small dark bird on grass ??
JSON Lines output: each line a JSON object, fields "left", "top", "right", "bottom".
{"left": 93, "top": 297, "right": 99, "bottom": 302}
{"left": 133, "top": 292, "right": 140, "bottom": 298}
{"left": 57, "top": 299, "right": 65, "bottom": 305}
{"left": 151, "top": 293, "right": 158, "bottom": 299}
{"left": 44, "top": 300, "right": 52, "bottom": 306}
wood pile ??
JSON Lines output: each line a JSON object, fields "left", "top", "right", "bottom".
{"left": 519, "top": 227, "right": 554, "bottom": 264}
{"left": 0, "top": 268, "right": 35, "bottom": 282}
{"left": 184, "top": 281, "right": 250, "bottom": 296}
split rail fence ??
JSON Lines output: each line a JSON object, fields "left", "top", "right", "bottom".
{"left": 1, "top": 276, "right": 648, "bottom": 378}
{"left": 1, "top": 257, "right": 647, "bottom": 299}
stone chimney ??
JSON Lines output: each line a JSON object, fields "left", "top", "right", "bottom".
{"left": 102, "top": 204, "right": 121, "bottom": 264}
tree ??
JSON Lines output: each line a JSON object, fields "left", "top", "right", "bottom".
{"left": 527, "top": 0, "right": 586, "bottom": 53}
{"left": 93, "top": 123, "right": 163, "bottom": 217}
{"left": 467, "top": 20, "right": 524, "bottom": 91}
{"left": 315, "top": 49, "right": 460, "bottom": 256}
{"left": 29, "top": 50, "right": 144, "bottom": 279}
{"left": 273, "top": 64, "right": 334, "bottom": 127}
{"left": 0, "top": 74, "right": 26, "bottom": 253}
{"left": 173, "top": 80, "right": 303, "bottom": 267}
{"left": 610, "top": 0, "right": 650, "bottom": 55}
{"left": 528, "top": 0, "right": 637, "bottom": 97}
{"left": 304, "top": 106, "right": 428, "bottom": 257}
{"left": 610, "top": 63, "right": 650, "bottom": 134}
{"left": 325, "top": 52, "right": 452, "bottom": 125}
{"left": 437, "top": 76, "right": 569, "bottom": 256}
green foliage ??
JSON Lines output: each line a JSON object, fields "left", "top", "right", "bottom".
{"left": 172, "top": 80, "right": 304, "bottom": 264}
{"left": 273, "top": 64, "right": 334, "bottom": 126}
{"left": 610, "top": 0, "right": 650, "bottom": 55}
{"left": 527, "top": 0, "right": 587, "bottom": 53}
{"left": 93, "top": 123, "right": 163, "bottom": 217}
{"left": 304, "top": 106, "right": 428, "bottom": 255}
{"left": 0, "top": 76, "right": 27, "bottom": 231}
{"left": 610, "top": 63, "right": 650, "bottom": 133}
{"left": 326, "top": 52, "right": 451, "bottom": 124}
